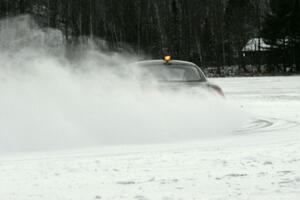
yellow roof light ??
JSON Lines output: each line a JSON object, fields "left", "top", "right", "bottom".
{"left": 164, "top": 55, "right": 172, "bottom": 62}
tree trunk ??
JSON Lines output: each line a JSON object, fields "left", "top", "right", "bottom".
{"left": 19, "top": 0, "right": 25, "bottom": 13}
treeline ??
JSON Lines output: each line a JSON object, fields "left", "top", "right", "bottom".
{"left": 0, "top": 0, "right": 299, "bottom": 74}
{"left": 261, "top": 0, "right": 300, "bottom": 73}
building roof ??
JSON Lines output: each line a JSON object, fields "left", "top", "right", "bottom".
{"left": 242, "top": 38, "right": 270, "bottom": 52}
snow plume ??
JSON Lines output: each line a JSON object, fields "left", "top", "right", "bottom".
{"left": 0, "top": 15, "right": 246, "bottom": 153}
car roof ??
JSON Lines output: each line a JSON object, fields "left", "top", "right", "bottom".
{"left": 134, "top": 60, "right": 198, "bottom": 67}
{"left": 133, "top": 59, "right": 207, "bottom": 82}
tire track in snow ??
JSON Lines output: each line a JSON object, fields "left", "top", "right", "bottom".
{"left": 235, "top": 117, "right": 300, "bottom": 134}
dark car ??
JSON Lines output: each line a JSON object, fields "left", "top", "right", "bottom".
{"left": 132, "top": 57, "right": 224, "bottom": 97}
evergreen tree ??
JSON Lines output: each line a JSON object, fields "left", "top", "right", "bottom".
{"left": 288, "top": 0, "right": 300, "bottom": 72}
{"left": 261, "top": 0, "right": 300, "bottom": 72}
{"left": 224, "top": 0, "right": 256, "bottom": 72}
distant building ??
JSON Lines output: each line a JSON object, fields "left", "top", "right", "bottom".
{"left": 242, "top": 38, "right": 270, "bottom": 66}
{"left": 242, "top": 38, "right": 270, "bottom": 52}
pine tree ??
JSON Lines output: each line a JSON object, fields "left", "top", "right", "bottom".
{"left": 261, "top": 0, "right": 300, "bottom": 72}
{"left": 288, "top": 0, "right": 300, "bottom": 72}
{"left": 224, "top": 0, "right": 256, "bottom": 72}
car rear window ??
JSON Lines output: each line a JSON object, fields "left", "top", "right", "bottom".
{"left": 135, "top": 63, "right": 205, "bottom": 82}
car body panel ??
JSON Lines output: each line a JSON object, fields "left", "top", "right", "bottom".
{"left": 132, "top": 59, "right": 224, "bottom": 97}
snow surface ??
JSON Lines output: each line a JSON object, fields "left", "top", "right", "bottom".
{"left": 1, "top": 76, "right": 300, "bottom": 200}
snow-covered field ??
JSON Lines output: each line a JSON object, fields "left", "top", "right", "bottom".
{"left": 1, "top": 76, "right": 300, "bottom": 200}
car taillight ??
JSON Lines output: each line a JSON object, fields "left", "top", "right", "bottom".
{"left": 208, "top": 84, "right": 225, "bottom": 97}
